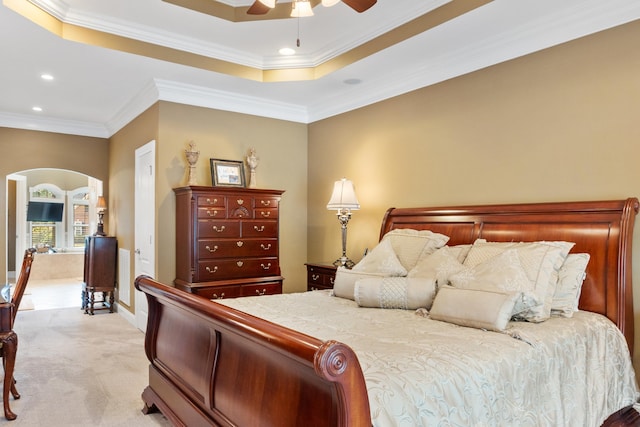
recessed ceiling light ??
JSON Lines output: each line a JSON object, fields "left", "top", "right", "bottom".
{"left": 343, "top": 78, "right": 362, "bottom": 85}
{"left": 32, "top": 106, "right": 43, "bottom": 112}
{"left": 40, "top": 74, "right": 54, "bottom": 81}
{"left": 279, "top": 48, "right": 296, "bottom": 56}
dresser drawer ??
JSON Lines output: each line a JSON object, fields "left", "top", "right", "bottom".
{"left": 197, "top": 194, "right": 225, "bottom": 207}
{"left": 241, "top": 220, "right": 278, "bottom": 237}
{"left": 254, "top": 196, "right": 279, "bottom": 209}
{"left": 197, "top": 239, "right": 278, "bottom": 259}
{"left": 255, "top": 207, "right": 278, "bottom": 220}
{"left": 241, "top": 281, "right": 282, "bottom": 297}
{"left": 198, "top": 206, "right": 227, "bottom": 219}
{"left": 197, "top": 258, "right": 280, "bottom": 280}
{"left": 198, "top": 220, "right": 240, "bottom": 238}
{"left": 197, "top": 285, "right": 242, "bottom": 300}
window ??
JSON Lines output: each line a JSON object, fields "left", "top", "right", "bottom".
{"left": 29, "top": 184, "right": 64, "bottom": 250}
{"left": 68, "top": 188, "right": 90, "bottom": 247}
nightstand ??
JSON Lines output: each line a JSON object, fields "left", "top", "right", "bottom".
{"left": 305, "top": 263, "right": 337, "bottom": 291}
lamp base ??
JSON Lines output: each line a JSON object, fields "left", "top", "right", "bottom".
{"left": 332, "top": 256, "right": 355, "bottom": 269}
{"left": 94, "top": 223, "right": 107, "bottom": 237}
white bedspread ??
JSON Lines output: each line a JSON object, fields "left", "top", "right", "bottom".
{"left": 217, "top": 290, "right": 638, "bottom": 427}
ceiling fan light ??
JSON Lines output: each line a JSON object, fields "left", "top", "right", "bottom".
{"left": 291, "top": 0, "right": 314, "bottom": 17}
{"left": 258, "top": 0, "right": 276, "bottom": 7}
{"left": 322, "top": 0, "right": 341, "bottom": 6}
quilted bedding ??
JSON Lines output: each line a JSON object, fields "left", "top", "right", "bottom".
{"left": 218, "top": 290, "right": 638, "bottom": 427}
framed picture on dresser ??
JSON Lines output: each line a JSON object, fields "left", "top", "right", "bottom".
{"left": 210, "top": 158, "right": 245, "bottom": 187}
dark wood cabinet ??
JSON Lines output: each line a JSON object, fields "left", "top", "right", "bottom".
{"left": 174, "top": 186, "right": 284, "bottom": 299}
{"left": 305, "top": 263, "right": 337, "bottom": 291}
{"left": 82, "top": 236, "right": 117, "bottom": 314}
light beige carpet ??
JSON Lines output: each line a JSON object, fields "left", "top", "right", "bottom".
{"left": 9, "top": 308, "right": 171, "bottom": 426}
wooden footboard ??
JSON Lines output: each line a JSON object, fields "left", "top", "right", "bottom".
{"left": 135, "top": 275, "right": 371, "bottom": 427}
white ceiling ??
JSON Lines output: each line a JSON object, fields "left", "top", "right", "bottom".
{"left": 1, "top": 0, "right": 639, "bottom": 138}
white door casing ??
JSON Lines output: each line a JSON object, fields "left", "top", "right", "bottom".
{"left": 134, "top": 140, "right": 156, "bottom": 332}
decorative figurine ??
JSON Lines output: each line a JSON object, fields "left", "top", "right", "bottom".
{"left": 185, "top": 141, "right": 200, "bottom": 186}
{"left": 246, "top": 147, "right": 259, "bottom": 188}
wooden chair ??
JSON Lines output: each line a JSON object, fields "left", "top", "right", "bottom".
{"left": 0, "top": 247, "right": 36, "bottom": 420}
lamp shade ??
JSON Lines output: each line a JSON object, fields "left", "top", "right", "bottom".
{"left": 326, "top": 178, "right": 360, "bottom": 211}
{"left": 322, "top": 0, "right": 341, "bottom": 6}
{"left": 96, "top": 196, "right": 107, "bottom": 211}
{"left": 291, "top": 0, "right": 314, "bottom": 17}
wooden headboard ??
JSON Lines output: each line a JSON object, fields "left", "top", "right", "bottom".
{"left": 379, "top": 198, "right": 639, "bottom": 353}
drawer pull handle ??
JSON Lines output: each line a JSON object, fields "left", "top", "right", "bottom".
{"left": 261, "top": 263, "right": 271, "bottom": 270}
{"left": 237, "top": 199, "right": 244, "bottom": 205}
{"left": 260, "top": 244, "right": 271, "bottom": 250}
{"left": 236, "top": 241, "right": 244, "bottom": 247}
{"left": 205, "top": 245, "right": 218, "bottom": 253}
{"left": 206, "top": 210, "right": 218, "bottom": 217}
{"left": 212, "top": 225, "right": 226, "bottom": 233}
{"left": 237, "top": 261, "right": 244, "bottom": 267}
{"left": 256, "top": 289, "right": 266, "bottom": 296}
{"left": 254, "top": 225, "right": 265, "bottom": 232}
{"left": 260, "top": 211, "right": 271, "bottom": 218}
{"left": 212, "top": 293, "right": 225, "bottom": 300}
{"left": 206, "top": 198, "right": 218, "bottom": 204}
{"left": 261, "top": 200, "right": 271, "bottom": 206}
{"left": 312, "top": 274, "right": 320, "bottom": 281}
{"left": 205, "top": 266, "right": 218, "bottom": 274}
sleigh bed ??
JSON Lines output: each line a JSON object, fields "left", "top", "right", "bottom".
{"left": 136, "top": 198, "right": 640, "bottom": 426}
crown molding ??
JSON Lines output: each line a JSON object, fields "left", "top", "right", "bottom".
{"left": 0, "top": 111, "right": 109, "bottom": 138}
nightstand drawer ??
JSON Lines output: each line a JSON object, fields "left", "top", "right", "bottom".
{"left": 305, "top": 263, "right": 337, "bottom": 291}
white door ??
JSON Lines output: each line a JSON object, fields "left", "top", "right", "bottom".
{"left": 134, "top": 140, "right": 156, "bottom": 332}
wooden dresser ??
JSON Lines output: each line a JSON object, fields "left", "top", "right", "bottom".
{"left": 82, "top": 236, "right": 117, "bottom": 314}
{"left": 174, "top": 186, "right": 284, "bottom": 299}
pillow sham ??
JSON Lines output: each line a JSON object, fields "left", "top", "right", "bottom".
{"left": 407, "top": 246, "right": 465, "bottom": 287}
{"left": 351, "top": 238, "right": 408, "bottom": 276}
{"left": 448, "top": 249, "right": 538, "bottom": 316}
{"left": 551, "top": 253, "right": 590, "bottom": 317}
{"left": 462, "top": 239, "right": 574, "bottom": 322}
{"left": 429, "top": 286, "right": 518, "bottom": 332}
{"left": 333, "top": 268, "right": 388, "bottom": 300}
{"left": 354, "top": 277, "right": 437, "bottom": 310}
{"left": 381, "top": 228, "right": 449, "bottom": 271}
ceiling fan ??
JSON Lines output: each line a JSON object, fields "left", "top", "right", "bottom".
{"left": 247, "top": 0, "right": 377, "bottom": 15}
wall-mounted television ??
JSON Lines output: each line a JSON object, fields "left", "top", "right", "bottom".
{"left": 26, "top": 201, "right": 64, "bottom": 222}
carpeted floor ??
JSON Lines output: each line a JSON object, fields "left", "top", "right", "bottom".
{"left": 6, "top": 307, "right": 171, "bottom": 426}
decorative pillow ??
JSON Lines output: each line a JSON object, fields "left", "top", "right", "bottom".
{"left": 381, "top": 228, "right": 449, "bottom": 271}
{"left": 407, "top": 246, "right": 466, "bottom": 287}
{"left": 354, "top": 277, "right": 437, "bottom": 310}
{"left": 448, "top": 249, "right": 538, "bottom": 316}
{"left": 333, "top": 268, "right": 388, "bottom": 300}
{"left": 551, "top": 253, "right": 590, "bottom": 317}
{"left": 429, "top": 286, "right": 519, "bottom": 332}
{"left": 351, "top": 238, "right": 407, "bottom": 276}
{"left": 462, "top": 239, "right": 574, "bottom": 322}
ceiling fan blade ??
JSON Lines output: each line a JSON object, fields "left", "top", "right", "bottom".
{"left": 341, "top": 0, "right": 376, "bottom": 13}
{"left": 247, "top": 1, "right": 272, "bottom": 15}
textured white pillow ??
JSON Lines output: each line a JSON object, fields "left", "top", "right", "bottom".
{"left": 381, "top": 228, "right": 449, "bottom": 271}
{"left": 351, "top": 238, "right": 407, "bottom": 276}
{"left": 448, "top": 249, "right": 538, "bottom": 317}
{"left": 551, "top": 253, "right": 590, "bottom": 317}
{"left": 333, "top": 268, "right": 388, "bottom": 300}
{"left": 429, "top": 286, "right": 519, "bottom": 332}
{"left": 462, "top": 239, "right": 574, "bottom": 322}
{"left": 354, "top": 277, "right": 437, "bottom": 310}
{"left": 407, "top": 246, "right": 466, "bottom": 287}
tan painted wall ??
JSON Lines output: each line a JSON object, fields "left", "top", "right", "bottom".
{"left": 308, "top": 20, "right": 640, "bottom": 365}
{"left": 108, "top": 104, "right": 159, "bottom": 312}
{"left": 0, "top": 128, "right": 109, "bottom": 279}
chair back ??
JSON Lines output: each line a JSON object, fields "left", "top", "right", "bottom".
{"left": 10, "top": 248, "right": 36, "bottom": 325}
